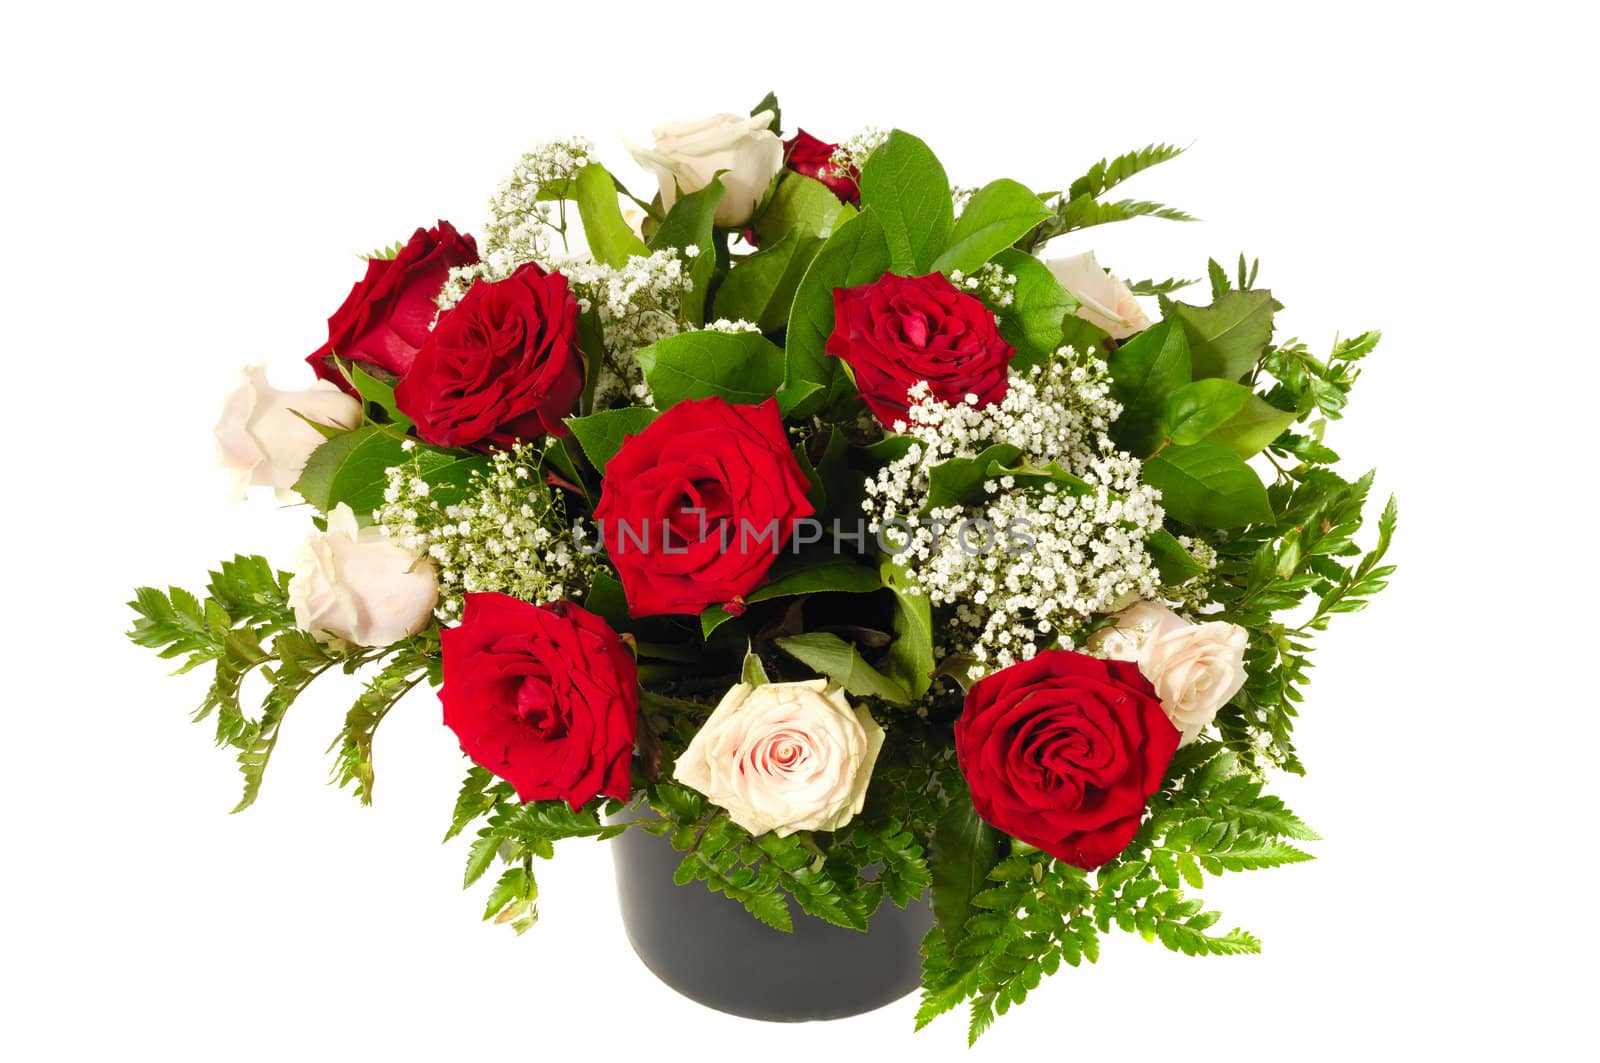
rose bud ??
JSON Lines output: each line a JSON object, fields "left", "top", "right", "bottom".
{"left": 783, "top": 129, "right": 860, "bottom": 205}
{"left": 1090, "top": 600, "right": 1248, "bottom": 744}
{"left": 215, "top": 364, "right": 362, "bottom": 502}
{"left": 1045, "top": 251, "right": 1152, "bottom": 340}
{"left": 628, "top": 112, "right": 784, "bottom": 228}
{"left": 288, "top": 503, "right": 439, "bottom": 648}
{"left": 306, "top": 221, "right": 479, "bottom": 386}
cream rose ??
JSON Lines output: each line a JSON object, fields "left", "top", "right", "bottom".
{"left": 673, "top": 679, "right": 885, "bottom": 837}
{"left": 215, "top": 364, "right": 362, "bottom": 501}
{"left": 1089, "top": 601, "right": 1248, "bottom": 744}
{"left": 628, "top": 111, "right": 784, "bottom": 228}
{"left": 1046, "top": 251, "right": 1152, "bottom": 339}
{"left": 288, "top": 503, "right": 438, "bottom": 647}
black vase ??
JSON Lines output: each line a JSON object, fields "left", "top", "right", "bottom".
{"left": 610, "top": 820, "right": 933, "bottom": 1021}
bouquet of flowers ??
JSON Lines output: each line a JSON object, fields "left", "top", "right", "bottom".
{"left": 129, "top": 94, "right": 1395, "bottom": 1040}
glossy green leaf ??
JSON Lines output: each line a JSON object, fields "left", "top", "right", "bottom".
{"left": 564, "top": 407, "right": 658, "bottom": 472}
{"left": 1109, "top": 318, "right": 1193, "bottom": 456}
{"left": 295, "top": 427, "right": 486, "bottom": 523}
{"left": 925, "top": 443, "right": 1022, "bottom": 511}
{"left": 574, "top": 163, "right": 648, "bottom": 268}
{"left": 784, "top": 207, "right": 890, "bottom": 418}
{"left": 881, "top": 559, "right": 934, "bottom": 700}
{"left": 712, "top": 228, "right": 823, "bottom": 332}
{"left": 636, "top": 330, "right": 784, "bottom": 409}
{"left": 1147, "top": 528, "right": 1206, "bottom": 583}
{"left": 775, "top": 632, "right": 910, "bottom": 705}
{"left": 1164, "top": 288, "right": 1275, "bottom": 381}
{"left": 701, "top": 554, "right": 883, "bottom": 638}
{"left": 858, "top": 130, "right": 952, "bottom": 274}
{"left": 1208, "top": 393, "right": 1298, "bottom": 457}
{"left": 1158, "top": 379, "right": 1251, "bottom": 446}
{"left": 992, "top": 248, "right": 1078, "bottom": 369}
{"left": 931, "top": 180, "right": 1050, "bottom": 275}
{"left": 753, "top": 173, "right": 857, "bottom": 246}
{"left": 929, "top": 789, "right": 999, "bottom": 942}
{"left": 1143, "top": 440, "right": 1272, "bottom": 529}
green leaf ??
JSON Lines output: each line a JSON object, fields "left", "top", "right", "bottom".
{"left": 1143, "top": 441, "right": 1272, "bottom": 529}
{"left": 929, "top": 792, "right": 999, "bottom": 944}
{"left": 753, "top": 173, "right": 857, "bottom": 246}
{"left": 991, "top": 248, "right": 1077, "bottom": 369}
{"left": 749, "top": 91, "right": 781, "bottom": 134}
{"left": 294, "top": 427, "right": 484, "bottom": 522}
{"left": 931, "top": 180, "right": 1050, "bottom": 275}
{"left": 649, "top": 178, "right": 724, "bottom": 326}
{"left": 857, "top": 130, "right": 953, "bottom": 274}
{"left": 775, "top": 632, "right": 910, "bottom": 705}
{"left": 784, "top": 207, "right": 891, "bottom": 417}
{"left": 574, "top": 163, "right": 648, "bottom": 268}
{"left": 1068, "top": 143, "right": 1186, "bottom": 201}
{"left": 340, "top": 360, "right": 412, "bottom": 430}
{"left": 700, "top": 554, "right": 883, "bottom": 638}
{"left": 1158, "top": 379, "right": 1252, "bottom": 446}
{"left": 925, "top": 443, "right": 1022, "bottom": 511}
{"left": 564, "top": 407, "right": 658, "bottom": 472}
{"left": 712, "top": 228, "right": 823, "bottom": 332}
{"left": 636, "top": 330, "right": 784, "bottom": 409}
{"left": 1109, "top": 319, "right": 1192, "bottom": 456}
{"left": 881, "top": 559, "right": 933, "bottom": 700}
{"left": 741, "top": 651, "right": 770, "bottom": 687}
{"left": 1146, "top": 529, "right": 1206, "bottom": 584}
{"left": 1208, "top": 393, "right": 1297, "bottom": 458}
{"left": 649, "top": 177, "right": 723, "bottom": 255}
{"left": 1164, "top": 289, "right": 1275, "bottom": 381}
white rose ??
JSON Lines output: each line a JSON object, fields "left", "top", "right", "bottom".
{"left": 215, "top": 364, "right": 362, "bottom": 501}
{"left": 1046, "top": 251, "right": 1152, "bottom": 339}
{"left": 673, "top": 679, "right": 885, "bottom": 837}
{"left": 1089, "top": 601, "right": 1248, "bottom": 744}
{"left": 288, "top": 503, "right": 438, "bottom": 648}
{"left": 627, "top": 111, "right": 784, "bottom": 228}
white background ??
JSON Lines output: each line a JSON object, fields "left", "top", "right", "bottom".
{"left": 4, "top": 2, "right": 1596, "bottom": 1059}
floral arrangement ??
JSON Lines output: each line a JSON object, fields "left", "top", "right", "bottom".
{"left": 129, "top": 95, "right": 1395, "bottom": 1041}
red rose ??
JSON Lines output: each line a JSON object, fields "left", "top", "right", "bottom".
{"left": 594, "top": 397, "right": 814, "bottom": 617}
{"left": 956, "top": 650, "right": 1180, "bottom": 869}
{"left": 395, "top": 262, "right": 584, "bottom": 449}
{"left": 826, "top": 272, "right": 1014, "bottom": 427}
{"left": 307, "top": 221, "right": 479, "bottom": 386}
{"left": 441, "top": 593, "right": 638, "bottom": 809}
{"left": 784, "top": 129, "right": 860, "bottom": 205}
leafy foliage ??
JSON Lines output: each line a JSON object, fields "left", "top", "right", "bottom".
{"left": 918, "top": 741, "right": 1312, "bottom": 1043}
{"left": 1025, "top": 143, "right": 1192, "bottom": 250}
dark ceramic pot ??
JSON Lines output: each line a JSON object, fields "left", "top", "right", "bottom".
{"left": 610, "top": 820, "right": 932, "bottom": 1021}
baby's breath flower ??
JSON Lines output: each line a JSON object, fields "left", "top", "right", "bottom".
{"left": 864, "top": 352, "right": 1165, "bottom": 678}
{"left": 374, "top": 444, "right": 599, "bottom": 621}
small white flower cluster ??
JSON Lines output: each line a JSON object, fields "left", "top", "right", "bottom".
{"left": 947, "top": 262, "right": 1017, "bottom": 309}
{"left": 829, "top": 127, "right": 888, "bottom": 179}
{"left": 439, "top": 137, "right": 596, "bottom": 311}
{"left": 700, "top": 317, "right": 762, "bottom": 334}
{"left": 554, "top": 248, "right": 693, "bottom": 408}
{"left": 863, "top": 354, "right": 1165, "bottom": 677}
{"left": 951, "top": 185, "right": 978, "bottom": 217}
{"left": 1166, "top": 534, "right": 1220, "bottom": 609}
{"left": 374, "top": 444, "right": 596, "bottom": 621}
